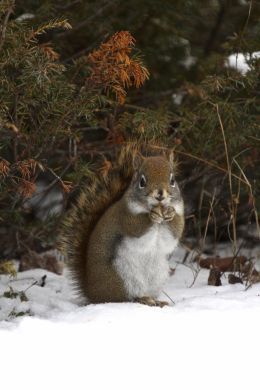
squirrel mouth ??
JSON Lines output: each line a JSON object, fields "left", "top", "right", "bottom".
{"left": 148, "top": 197, "right": 169, "bottom": 207}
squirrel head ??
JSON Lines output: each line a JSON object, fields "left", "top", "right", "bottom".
{"left": 126, "top": 152, "right": 184, "bottom": 216}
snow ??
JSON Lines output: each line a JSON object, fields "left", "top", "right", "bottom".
{"left": 15, "top": 13, "right": 35, "bottom": 22}
{"left": 1, "top": 244, "right": 260, "bottom": 390}
{"left": 226, "top": 52, "right": 260, "bottom": 74}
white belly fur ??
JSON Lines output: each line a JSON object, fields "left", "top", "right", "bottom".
{"left": 114, "top": 224, "right": 178, "bottom": 299}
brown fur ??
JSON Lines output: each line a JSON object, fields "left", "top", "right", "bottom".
{"left": 60, "top": 146, "right": 136, "bottom": 302}
{"left": 60, "top": 145, "right": 184, "bottom": 304}
{"left": 85, "top": 196, "right": 156, "bottom": 302}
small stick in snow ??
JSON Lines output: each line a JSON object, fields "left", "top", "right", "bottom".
{"left": 40, "top": 275, "right": 47, "bottom": 287}
{"left": 162, "top": 291, "right": 175, "bottom": 305}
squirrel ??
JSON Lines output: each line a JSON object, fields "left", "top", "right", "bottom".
{"left": 61, "top": 147, "right": 184, "bottom": 307}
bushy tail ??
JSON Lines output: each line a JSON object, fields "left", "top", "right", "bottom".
{"left": 59, "top": 145, "right": 136, "bottom": 300}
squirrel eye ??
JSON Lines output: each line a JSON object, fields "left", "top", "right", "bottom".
{"left": 170, "top": 173, "right": 175, "bottom": 187}
{"left": 139, "top": 174, "right": 146, "bottom": 189}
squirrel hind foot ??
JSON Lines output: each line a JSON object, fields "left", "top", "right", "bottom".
{"left": 134, "top": 296, "right": 169, "bottom": 308}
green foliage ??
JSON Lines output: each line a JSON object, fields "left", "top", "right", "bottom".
{"left": 3, "top": 286, "right": 28, "bottom": 301}
{"left": 8, "top": 309, "right": 31, "bottom": 318}
{"left": 0, "top": 0, "right": 259, "bottom": 257}
{"left": 0, "top": 2, "right": 151, "bottom": 257}
{"left": 118, "top": 109, "right": 172, "bottom": 143}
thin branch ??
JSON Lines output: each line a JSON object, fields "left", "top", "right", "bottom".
{"left": 235, "top": 0, "right": 253, "bottom": 63}
{"left": 124, "top": 141, "right": 251, "bottom": 187}
{"left": 21, "top": 162, "right": 72, "bottom": 207}
{"left": 0, "top": 6, "right": 13, "bottom": 52}
{"left": 248, "top": 135, "right": 260, "bottom": 142}
{"left": 242, "top": 0, "right": 253, "bottom": 34}
{"left": 201, "top": 191, "right": 216, "bottom": 251}
{"left": 162, "top": 291, "right": 175, "bottom": 305}
{"left": 44, "top": 162, "right": 72, "bottom": 192}
{"left": 215, "top": 103, "right": 237, "bottom": 250}
{"left": 179, "top": 262, "right": 201, "bottom": 288}
{"left": 232, "top": 158, "right": 260, "bottom": 239}
{"left": 174, "top": 149, "right": 249, "bottom": 187}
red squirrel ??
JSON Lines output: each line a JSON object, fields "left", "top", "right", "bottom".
{"left": 61, "top": 148, "right": 184, "bottom": 307}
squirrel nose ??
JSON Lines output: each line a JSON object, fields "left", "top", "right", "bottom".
{"left": 156, "top": 189, "right": 165, "bottom": 201}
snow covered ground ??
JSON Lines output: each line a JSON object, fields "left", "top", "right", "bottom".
{"left": 1, "top": 243, "right": 260, "bottom": 390}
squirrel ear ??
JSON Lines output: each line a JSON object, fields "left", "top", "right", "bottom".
{"left": 133, "top": 153, "right": 143, "bottom": 170}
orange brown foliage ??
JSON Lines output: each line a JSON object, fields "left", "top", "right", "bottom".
{"left": 0, "top": 159, "right": 10, "bottom": 177}
{"left": 17, "top": 179, "right": 36, "bottom": 198}
{"left": 17, "top": 159, "right": 38, "bottom": 179}
{"left": 60, "top": 180, "right": 73, "bottom": 193}
{"left": 40, "top": 43, "right": 60, "bottom": 61}
{"left": 87, "top": 31, "right": 149, "bottom": 104}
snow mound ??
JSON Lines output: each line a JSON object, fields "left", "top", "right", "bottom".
{"left": 1, "top": 245, "right": 260, "bottom": 390}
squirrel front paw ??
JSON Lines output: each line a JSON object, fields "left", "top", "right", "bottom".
{"left": 150, "top": 206, "right": 164, "bottom": 224}
{"left": 162, "top": 206, "right": 176, "bottom": 222}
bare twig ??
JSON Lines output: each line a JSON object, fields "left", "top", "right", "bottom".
{"left": 201, "top": 191, "right": 216, "bottom": 251}
{"left": 174, "top": 149, "right": 249, "bottom": 187}
{"left": 162, "top": 290, "right": 175, "bottom": 305}
{"left": 126, "top": 141, "right": 250, "bottom": 187}
{"left": 215, "top": 103, "right": 237, "bottom": 251}
{"left": 0, "top": 6, "right": 13, "bottom": 52}
{"left": 42, "top": 162, "right": 72, "bottom": 192}
{"left": 189, "top": 265, "right": 201, "bottom": 288}
{"left": 178, "top": 261, "right": 201, "bottom": 288}
{"left": 232, "top": 157, "right": 260, "bottom": 238}
{"left": 235, "top": 0, "right": 253, "bottom": 69}
{"left": 248, "top": 135, "right": 260, "bottom": 142}
{"left": 24, "top": 280, "right": 38, "bottom": 293}
{"left": 21, "top": 161, "right": 72, "bottom": 207}
{"left": 242, "top": 0, "right": 253, "bottom": 34}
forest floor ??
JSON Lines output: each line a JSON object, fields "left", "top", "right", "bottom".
{"left": 0, "top": 241, "right": 260, "bottom": 390}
